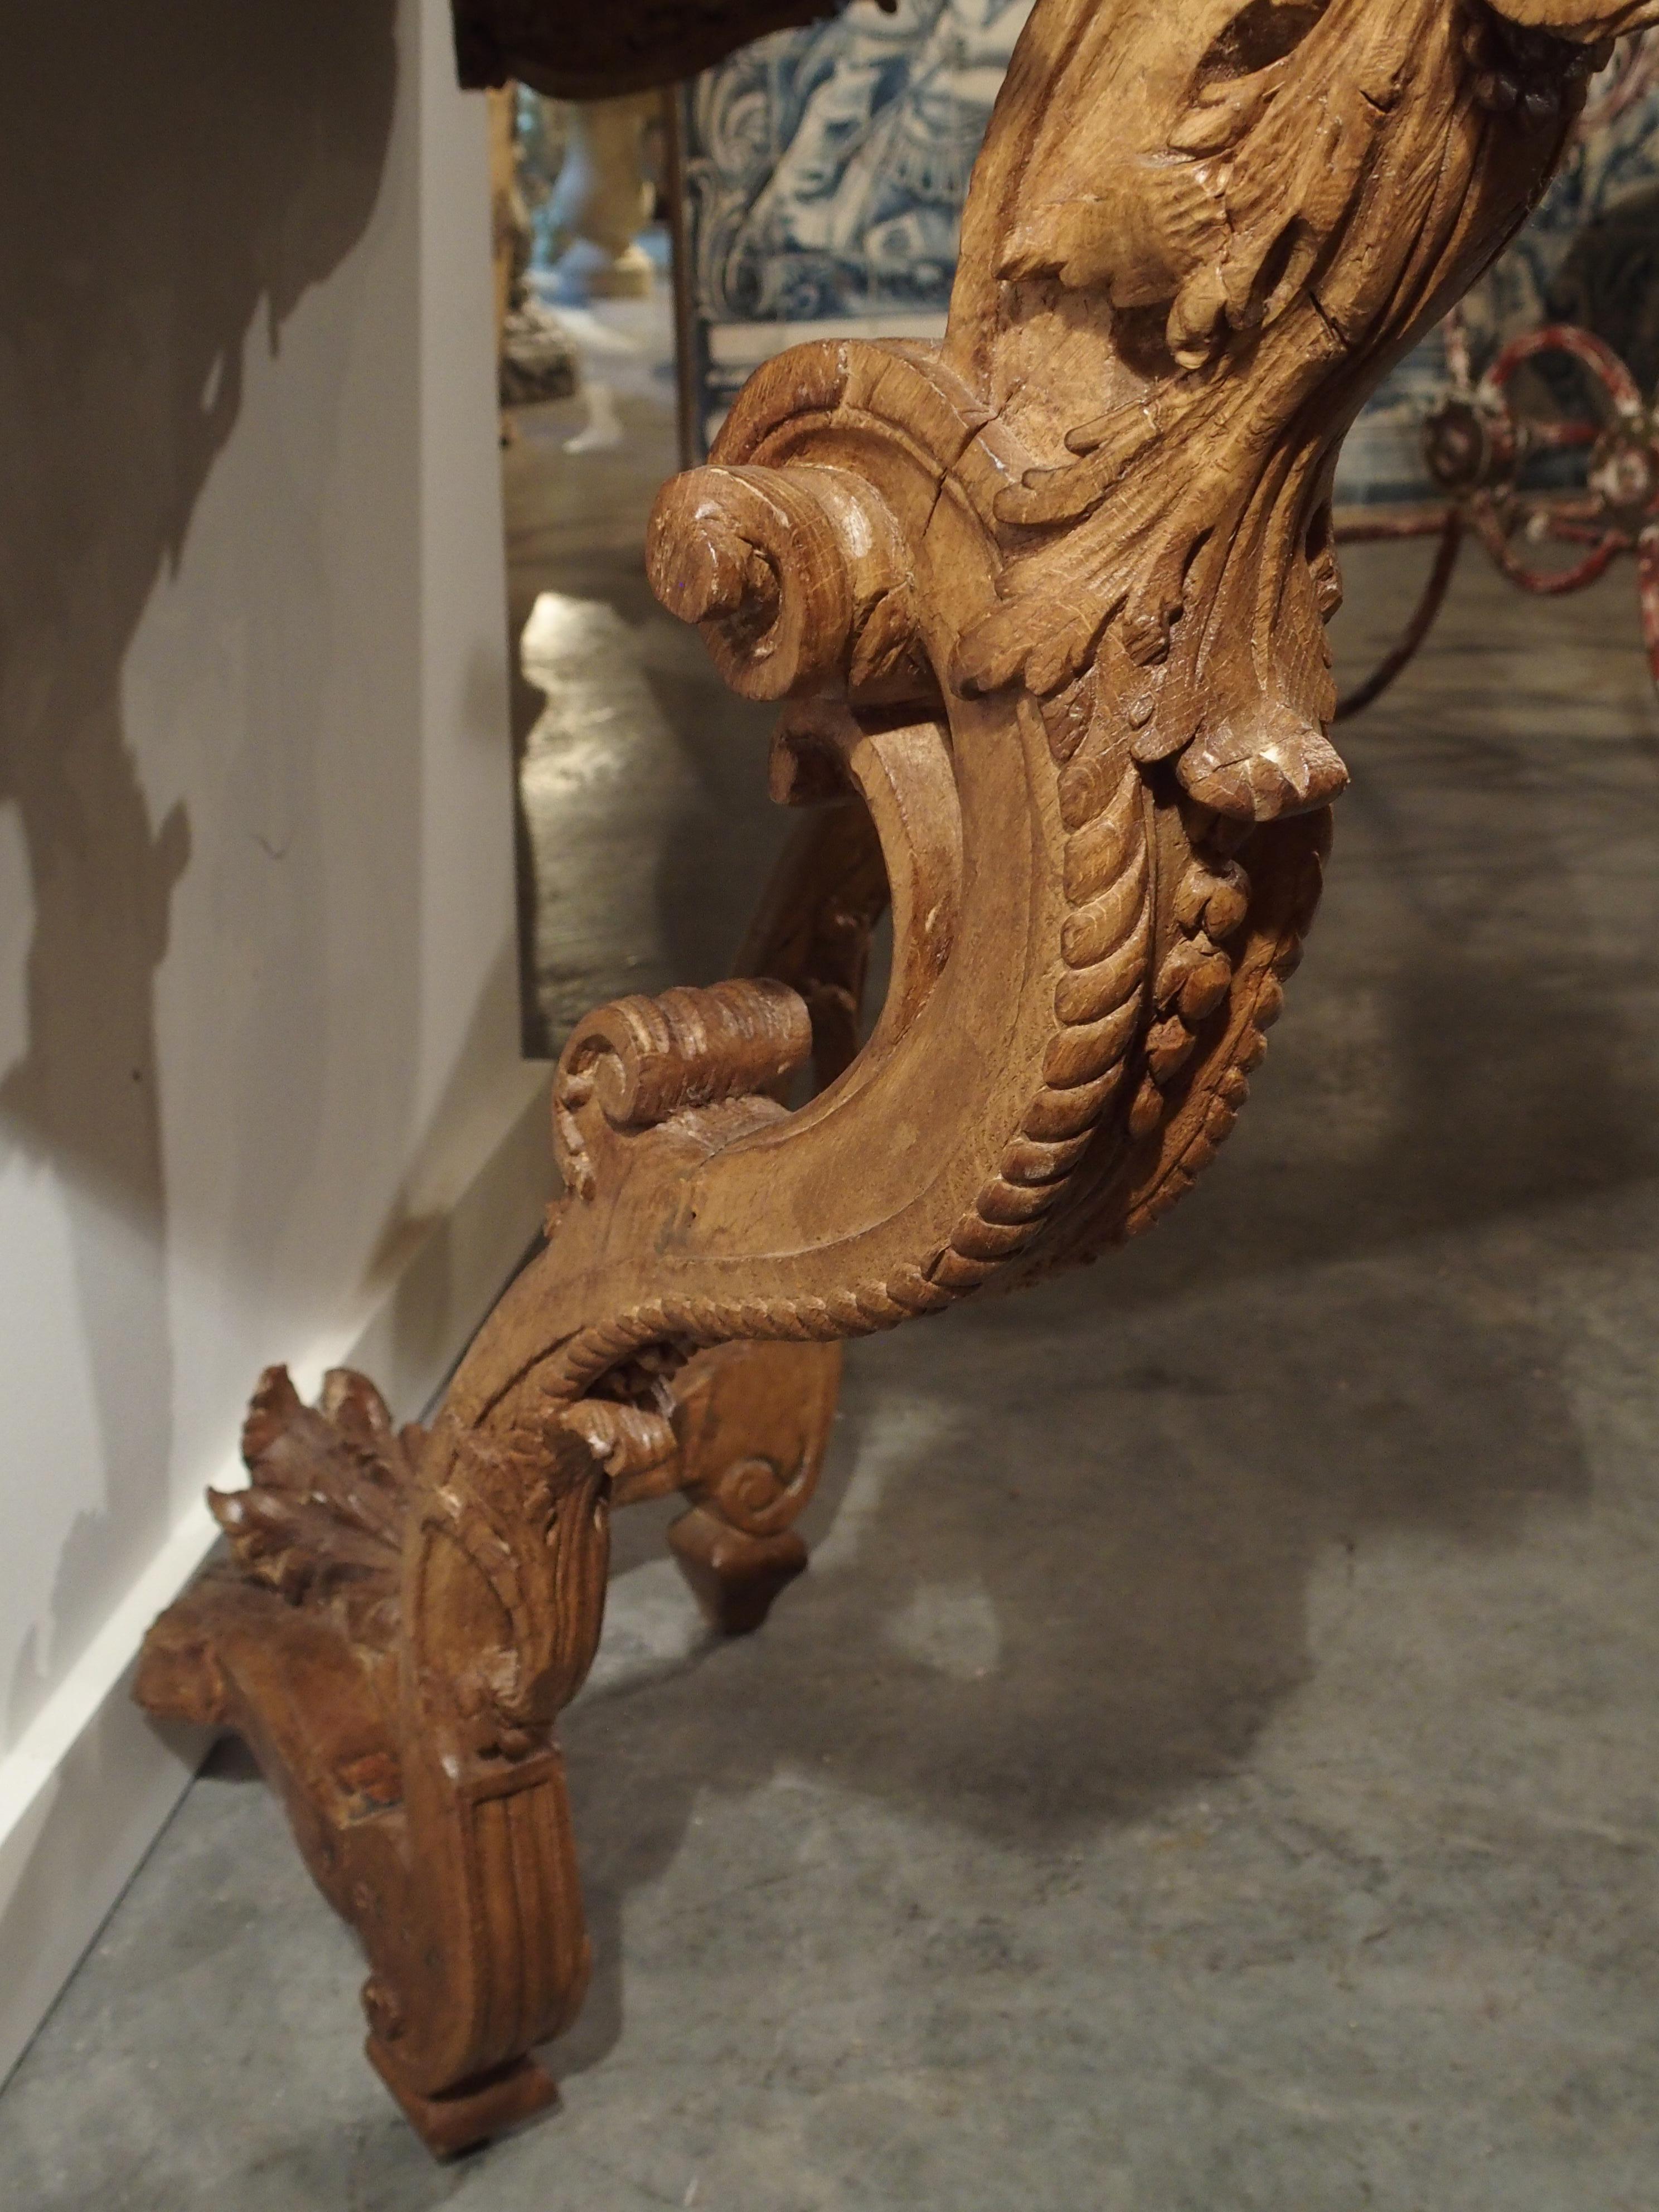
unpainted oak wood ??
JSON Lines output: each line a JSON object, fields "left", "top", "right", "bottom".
{"left": 138, "top": 0, "right": 1659, "bottom": 2156}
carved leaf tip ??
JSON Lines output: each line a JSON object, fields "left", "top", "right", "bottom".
{"left": 1178, "top": 707, "right": 1349, "bottom": 822}
{"left": 950, "top": 608, "right": 1099, "bottom": 705}
{"left": 214, "top": 1366, "right": 413, "bottom": 1612}
{"left": 241, "top": 1364, "right": 305, "bottom": 1463}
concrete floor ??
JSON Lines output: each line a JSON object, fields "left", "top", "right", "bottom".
{"left": 7, "top": 371, "right": 1659, "bottom": 2204}
{"left": 502, "top": 289, "right": 789, "bottom": 1056}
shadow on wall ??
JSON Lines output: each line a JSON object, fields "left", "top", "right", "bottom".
{"left": 0, "top": 0, "right": 397, "bottom": 1744}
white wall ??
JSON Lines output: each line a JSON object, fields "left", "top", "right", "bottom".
{"left": 0, "top": 0, "right": 550, "bottom": 2078}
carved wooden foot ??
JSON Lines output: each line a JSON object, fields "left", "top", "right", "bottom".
{"left": 137, "top": 1365, "right": 631, "bottom": 2157}
{"left": 667, "top": 1511, "right": 804, "bottom": 1637}
{"left": 136, "top": 1339, "right": 836, "bottom": 2149}
{"left": 366, "top": 2043, "right": 558, "bottom": 2158}
{"left": 667, "top": 1339, "right": 841, "bottom": 1634}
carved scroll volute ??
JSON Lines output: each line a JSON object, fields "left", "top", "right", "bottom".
{"left": 553, "top": 977, "right": 813, "bottom": 1202}
{"left": 646, "top": 463, "right": 932, "bottom": 706}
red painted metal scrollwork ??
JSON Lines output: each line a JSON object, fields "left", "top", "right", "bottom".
{"left": 1336, "top": 313, "right": 1659, "bottom": 717}
{"left": 1336, "top": 28, "right": 1659, "bottom": 719}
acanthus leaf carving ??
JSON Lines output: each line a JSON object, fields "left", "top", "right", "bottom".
{"left": 952, "top": 0, "right": 1616, "bottom": 824}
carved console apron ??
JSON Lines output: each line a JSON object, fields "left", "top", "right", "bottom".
{"left": 137, "top": 0, "right": 1659, "bottom": 2157}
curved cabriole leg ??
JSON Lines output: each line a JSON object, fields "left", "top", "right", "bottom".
{"left": 135, "top": 805, "right": 877, "bottom": 2149}
{"left": 137, "top": 1366, "right": 632, "bottom": 2157}
{"left": 138, "top": 0, "right": 1658, "bottom": 2154}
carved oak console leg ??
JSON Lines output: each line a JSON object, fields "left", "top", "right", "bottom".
{"left": 138, "top": 0, "right": 1659, "bottom": 2154}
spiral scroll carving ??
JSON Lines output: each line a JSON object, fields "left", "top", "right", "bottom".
{"left": 554, "top": 977, "right": 811, "bottom": 1201}
{"left": 646, "top": 463, "right": 933, "bottom": 706}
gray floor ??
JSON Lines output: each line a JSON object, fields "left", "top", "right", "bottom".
{"left": 502, "top": 297, "right": 789, "bottom": 1056}
{"left": 7, "top": 431, "right": 1659, "bottom": 2203}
